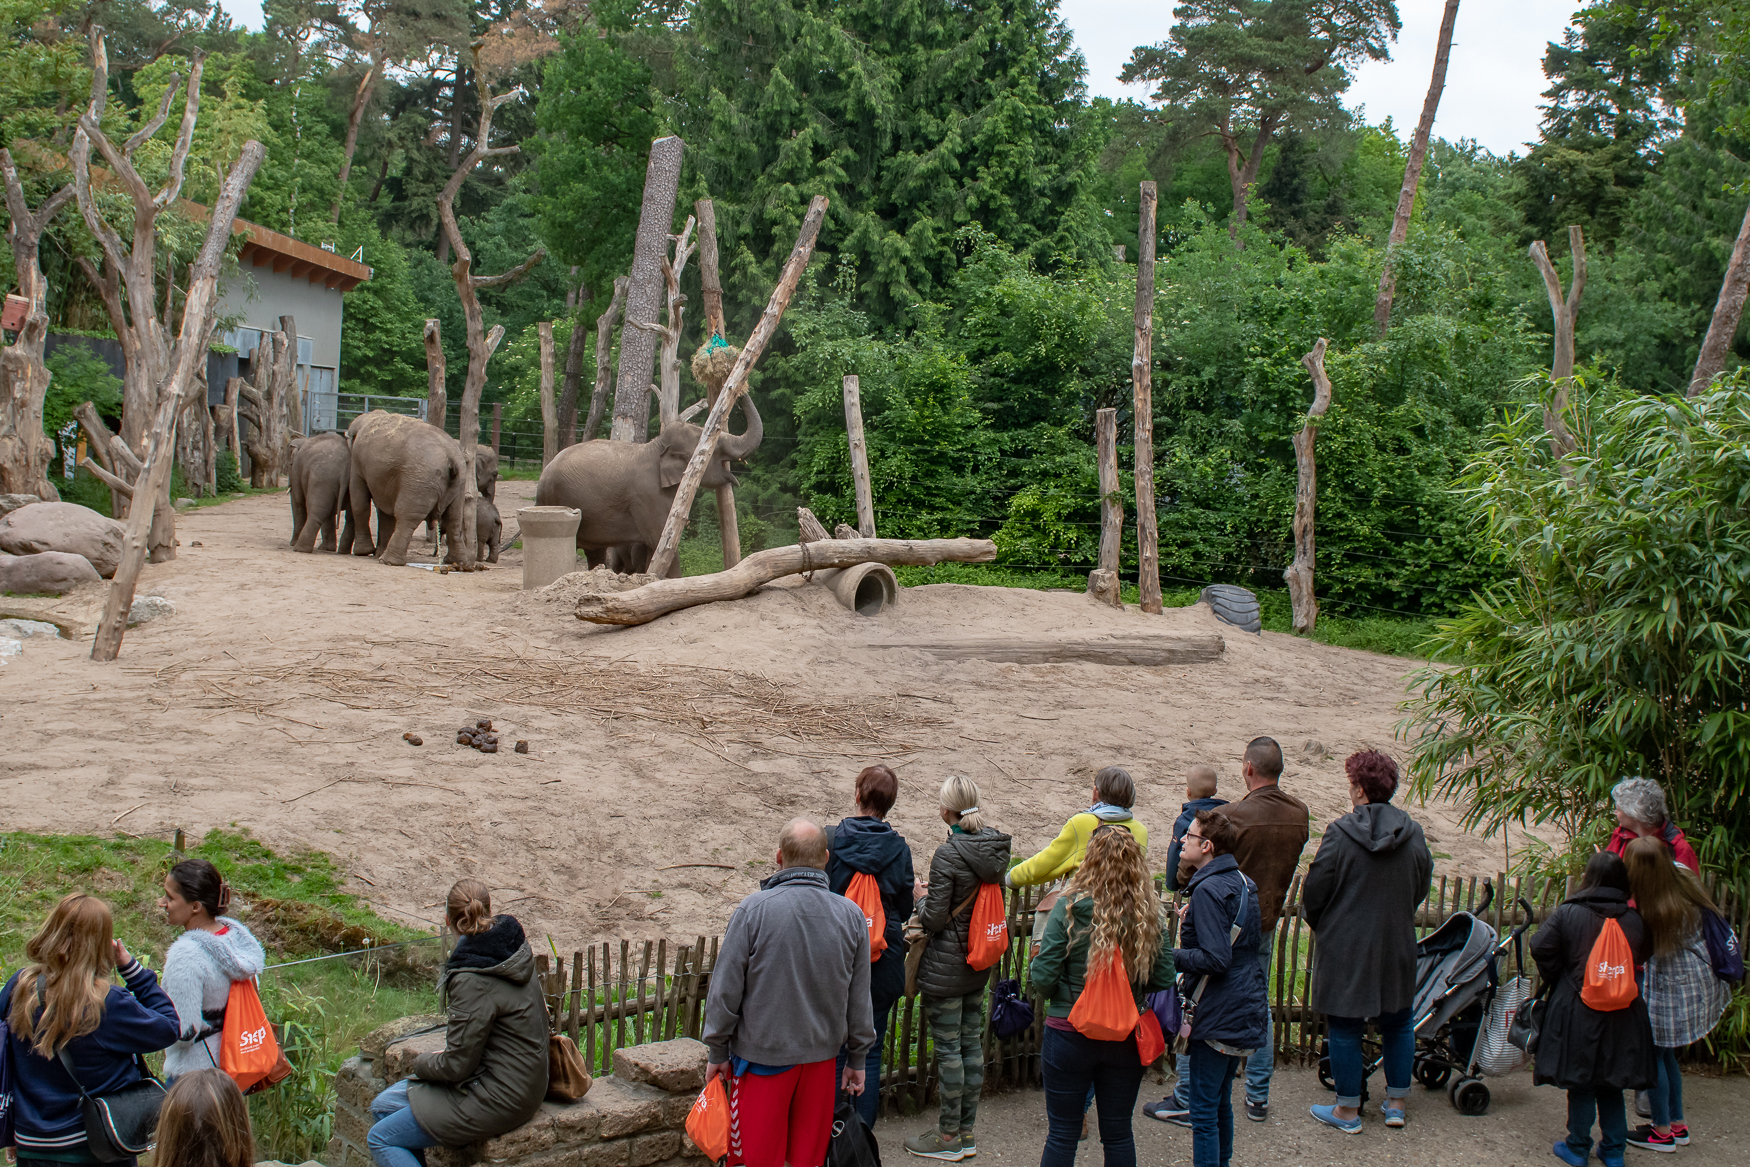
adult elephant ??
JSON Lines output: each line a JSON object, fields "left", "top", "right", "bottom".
{"left": 534, "top": 397, "right": 763, "bottom": 576}
{"left": 346, "top": 410, "right": 466, "bottom": 566}
{"left": 288, "top": 431, "right": 353, "bottom": 553}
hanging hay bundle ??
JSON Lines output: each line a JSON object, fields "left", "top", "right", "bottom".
{"left": 690, "top": 333, "right": 741, "bottom": 399}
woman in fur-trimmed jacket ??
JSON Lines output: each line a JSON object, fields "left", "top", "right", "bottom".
{"left": 159, "top": 859, "right": 266, "bottom": 1080}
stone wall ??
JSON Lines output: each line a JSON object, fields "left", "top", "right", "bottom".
{"left": 327, "top": 1017, "right": 713, "bottom": 1167}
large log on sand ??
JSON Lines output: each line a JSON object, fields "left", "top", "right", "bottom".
{"left": 574, "top": 537, "right": 995, "bottom": 626}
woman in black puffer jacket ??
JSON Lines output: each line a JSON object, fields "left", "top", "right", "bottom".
{"left": 904, "top": 776, "right": 1010, "bottom": 1161}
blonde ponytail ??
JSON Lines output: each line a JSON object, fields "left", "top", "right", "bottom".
{"left": 446, "top": 878, "right": 494, "bottom": 935}
{"left": 939, "top": 775, "right": 987, "bottom": 833}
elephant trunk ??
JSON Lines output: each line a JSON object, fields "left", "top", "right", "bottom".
{"left": 718, "top": 392, "right": 763, "bottom": 461}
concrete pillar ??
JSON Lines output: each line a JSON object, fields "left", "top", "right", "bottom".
{"left": 519, "top": 506, "right": 582, "bottom": 590}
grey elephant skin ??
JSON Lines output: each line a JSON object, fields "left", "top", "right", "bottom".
{"left": 534, "top": 396, "right": 762, "bottom": 575}
{"left": 471, "top": 498, "right": 501, "bottom": 564}
{"left": 289, "top": 431, "right": 354, "bottom": 553}
{"left": 345, "top": 411, "right": 466, "bottom": 566}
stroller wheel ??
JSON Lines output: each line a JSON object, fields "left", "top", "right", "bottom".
{"left": 1317, "top": 1057, "right": 1335, "bottom": 1091}
{"left": 1414, "top": 1057, "right": 1451, "bottom": 1090}
{"left": 1448, "top": 1077, "right": 1490, "bottom": 1116}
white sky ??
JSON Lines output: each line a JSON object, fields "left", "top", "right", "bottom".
{"left": 1062, "top": 0, "right": 1584, "bottom": 157}
{"left": 219, "top": 0, "right": 1581, "bottom": 157}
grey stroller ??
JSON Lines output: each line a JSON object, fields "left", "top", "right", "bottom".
{"left": 1318, "top": 885, "right": 1537, "bottom": 1116}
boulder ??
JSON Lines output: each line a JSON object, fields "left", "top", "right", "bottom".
{"left": 381, "top": 1030, "right": 447, "bottom": 1081}
{"left": 127, "top": 595, "right": 175, "bottom": 625}
{"left": 0, "top": 550, "right": 102, "bottom": 596}
{"left": 612, "top": 1039, "right": 708, "bottom": 1094}
{"left": 0, "top": 493, "right": 39, "bottom": 518}
{"left": 0, "top": 502, "right": 124, "bottom": 577}
{"left": 361, "top": 1013, "right": 446, "bottom": 1060}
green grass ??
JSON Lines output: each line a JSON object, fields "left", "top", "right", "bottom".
{"left": 0, "top": 830, "right": 439, "bottom": 1162}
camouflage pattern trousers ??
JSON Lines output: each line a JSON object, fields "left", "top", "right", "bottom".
{"left": 925, "top": 988, "right": 987, "bottom": 1134}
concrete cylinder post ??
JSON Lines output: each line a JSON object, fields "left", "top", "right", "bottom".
{"left": 519, "top": 505, "right": 582, "bottom": 590}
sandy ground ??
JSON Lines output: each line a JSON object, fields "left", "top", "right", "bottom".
{"left": 0, "top": 483, "right": 1516, "bottom": 946}
{"left": 873, "top": 1067, "right": 1746, "bottom": 1166}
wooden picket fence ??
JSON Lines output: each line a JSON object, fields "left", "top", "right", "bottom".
{"left": 524, "top": 870, "right": 1749, "bottom": 1116}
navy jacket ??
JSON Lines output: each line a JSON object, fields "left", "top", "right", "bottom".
{"left": 0, "top": 959, "right": 180, "bottom": 1154}
{"left": 1165, "top": 797, "right": 1228, "bottom": 892}
{"left": 1175, "top": 854, "right": 1268, "bottom": 1050}
{"left": 827, "top": 816, "right": 915, "bottom": 1012}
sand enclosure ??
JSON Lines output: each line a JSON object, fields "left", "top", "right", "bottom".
{"left": 0, "top": 482, "right": 1508, "bottom": 945}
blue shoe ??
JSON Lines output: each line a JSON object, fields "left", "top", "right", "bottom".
{"left": 1551, "top": 1140, "right": 1587, "bottom": 1167}
{"left": 1596, "top": 1153, "right": 1623, "bottom": 1167}
{"left": 1309, "top": 1104, "right": 1362, "bottom": 1135}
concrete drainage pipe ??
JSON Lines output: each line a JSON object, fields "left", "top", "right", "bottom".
{"left": 813, "top": 562, "right": 898, "bottom": 616}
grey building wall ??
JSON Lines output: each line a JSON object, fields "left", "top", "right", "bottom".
{"left": 215, "top": 261, "right": 347, "bottom": 370}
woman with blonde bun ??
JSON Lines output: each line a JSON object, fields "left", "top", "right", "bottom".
{"left": 366, "top": 880, "right": 549, "bottom": 1167}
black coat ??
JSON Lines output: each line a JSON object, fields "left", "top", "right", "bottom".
{"left": 1530, "top": 887, "right": 1656, "bottom": 1091}
{"left": 827, "top": 816, "right": 916, "bottom": 1014}
{"left": 918, "top": 826, "right": 1011, "bottom": 999}
{"left": 1302, "top": 802, "right": 1433, "bottom": 1019}
{"left": 1175, "top": 855, "right": 1268, "bottom": 1049}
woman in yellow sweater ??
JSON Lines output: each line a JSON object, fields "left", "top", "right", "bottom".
{"left": 1008, "top": 766, "right": 1149, "bottom": 889}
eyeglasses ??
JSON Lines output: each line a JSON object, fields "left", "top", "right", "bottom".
{"left": 1184, "top": 831, "right": 1207, "bottom": 844}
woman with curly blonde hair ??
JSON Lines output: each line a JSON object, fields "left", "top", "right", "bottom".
{"left": 1030, "top": 827, "right": 1175, "bottom": 1167}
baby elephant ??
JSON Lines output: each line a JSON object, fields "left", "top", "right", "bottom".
{"left": 475, "top": 498, "right": 501, "bottom": 564}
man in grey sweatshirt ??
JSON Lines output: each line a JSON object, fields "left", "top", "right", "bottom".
{"left": 705, "top": 819, "right": 876, "bottom": 1165}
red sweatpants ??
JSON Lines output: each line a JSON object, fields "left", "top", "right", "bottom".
{"left": 727, "top": 1059, "right": 836, "bottom": 1167}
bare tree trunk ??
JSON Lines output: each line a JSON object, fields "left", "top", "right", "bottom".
{"left": 1132, "top": 180, "right": 1161, "bottom": 614}
{"left": 539, "top": 321, "right": 558, "bottom": 466}
{"left": 612, "top": 136, "right": 684, "bottom": 441}
{"left": 557, "top": 282, "right": 588, "bottom": 446}
{"left": 695, "top": 198, "right": 727, "bottom": 339}
{"left": 628, "top": 217, "right": 696, "bottom": 428}
{"left": 0, "top": 149, "right": 73, "bottom": 500}
{"left": 423, "top": 318, "right": 447, "bottom": 430}
{"left": 277, "top": 312, "right": 300, "bottom": 462}
{"left": 332, "top": 49, "right": 384, "bottom": 222}
{"left": 1284, "top": 339, "right": 1333, "bottom": 635}
{"left": 583, "top": 277, "right": 628, "bottom": 442}
{"left": 1219, "top": 113, "right": 1277, "bottom": 246}
{"left": 435, "top": 58, "right": 465, "bottom": 266}
{"left": 646, "top": 196, "right": 827, "bottom": 579}
{"left": 1690, "top": 198, "right": 1750, "bottom": 396}
{"left": 1375, "top": 0, "right": 1461, "bottom": 336}
{"left": 93, "top": 139, "right": 265, "bottom": 661}
{"left": 240, "top": 327, "right": 290, "bottom": 487}
{"left": 842, "top": 375, "right": 875, "bottom": 538}
{"left": 1529, "top": 226, "right": 1585, "bottom": 456}
{"left": 1089, "top": 406, "right": 1122, "bottom": 607}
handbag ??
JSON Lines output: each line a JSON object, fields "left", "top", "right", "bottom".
{"left": 824, "top": 1094, "right": 881, "bottom": 1167}
{"left": 56, "top": 1048, "right": 165, "bottom": 1162}
{"left": 989, "top": 978, "right": 1035, "bottom": 1040}
{"left": 903, "top": 887, "right": 980, "bottom": 997}
{"left": 546, "top": 1033, "right": 593, "bottom": 1102}
{"left": 1507, "top": 982, "right": 1549, "bottom": 1056}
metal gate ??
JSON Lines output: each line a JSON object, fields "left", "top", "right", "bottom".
{"left": 304, "top": 390, "right": 427, "bottom": 435}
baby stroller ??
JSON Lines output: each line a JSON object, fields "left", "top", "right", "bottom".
{"left": 1318, "top": 884, "right": 1538, "bottom": 1116}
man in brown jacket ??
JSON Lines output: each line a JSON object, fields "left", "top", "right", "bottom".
{"left": 1145, "top": 736, "right": 1308, "bottom": 1128}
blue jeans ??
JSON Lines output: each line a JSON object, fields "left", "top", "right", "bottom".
{"left": 1327, "top": 1006, "right": 1413, "bottom": 1108}
{"left": 1567, "top": 1087, "right": 1628, "bottom": 1162}
{"left": 835, "top": 1004, "right": 891, "bottom": 1128}
{"left": 1173, "top": 935, "right": 1274, "bottom": 1108}
{"left": 1040, "top": 1025, "right": 1146, "bottom": 1167}
{"left": 369, "top": 1080, "right": 441, "bottom": 1167}
{"left": 1187, "top": 1041, "right": 1239, "bottom": 1167}
{"left": 1649, "top": 1047, "right": 1684, "bottom": 1128}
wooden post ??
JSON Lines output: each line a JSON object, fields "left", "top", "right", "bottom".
{"left": 539, "top": 321, "right": 558, "bottom": 466}
{"left": 457, "top": 325, "right": 502, "bottom": 571}
{"left": 1690, "top": 198, "right": 1750, "bottom": 396}
{"left": 491, "top": 401, "right": 502, "bottom": 456}
{"left": 1374, "top": 0, "right": 1461, "bottom": 336}
{"left": 1088, "top": 406, "right": 1121, "bottom": 607}
{"left": 0, "top": 149, "right": 74, "bottom": 501}
{"left": 842, "top": 375, "right": 876, "bottom": 538}
{"left": 646, "top": 195, "right": 828, "bottom": 579}
{"left": 695, "top": 198, "right": 727, "bottom": 339}
{"left": 1284, "top": 338, "right": 1333, "bottom": 635}
{"left": 628, "top": 217, "right": 697, "bottom": 428}
{"left": 423, "top": 319, "right": 447, "bottom": 430}
{"left": 1529, "top": 226, "right": 1584, "bottom": 456}
{"left": 612, "top": 136, "right": 685, "bottom": 442}
{"left": 583, "top": 277, "right": 628, "bottom": 443}
{"left": 1131, "top": 181, "right": 1161, "bottom": 614}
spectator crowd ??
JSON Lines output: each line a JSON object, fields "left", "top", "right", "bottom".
{"left": 0, "top": 747, "right": 1736, "bottom": 1167}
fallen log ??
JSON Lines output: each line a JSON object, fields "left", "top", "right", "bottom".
{"left": 868, "top": 634, "right": 1226, "bottom": 667}
{"left": 573, "top": 537, "right": 995, "bottom": 626}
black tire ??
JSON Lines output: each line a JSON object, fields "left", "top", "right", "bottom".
{"left": 1453, "top": 1078, "right": 1491, "bottom": 1116}
{"left": 1415, "top": 1057, "right": 1451, "bottom": 1090}
{"left": 1317, "top": 1056, "right": 1335, "bottom": 1091}
{"left": 1199, "top": 584, "right": 1262, "bottom": 634}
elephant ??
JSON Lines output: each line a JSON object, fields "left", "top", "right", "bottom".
{"left": 288, "top": 431, "right": 353, "bottom": 553}
{"left": 473, "top": 497, "right": 501, "bottom": 564}
{"left": 424, "top": 446, "right": 499, "bottom": 551}
{"left": 534, "top": 395, "right": 763, "bottom": 576}
{"left": 345, "top": 410, "right": 466, "bottom": 566}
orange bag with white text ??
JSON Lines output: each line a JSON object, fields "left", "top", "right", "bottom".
{"left": 686, "top": 1076, "right": 730, "bottom": 1163}
{"left": 846, "top": 872, "right": 887, "bottom": 961}
{"left": 220, "top": 978, "right": 293, "bottom": 1094}
{"left": 1068, "top": 951, "right": 1139, "bottom": 1041}
{"left": 1580, "top": 916, "right": 1638, "bottom": 1012}
{"left": 965, "top": 884, "right": 1008, "bottom": 970}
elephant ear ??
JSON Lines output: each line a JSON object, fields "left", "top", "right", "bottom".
{"left": 658, "top": 431, "right": 691, "bottom": 489}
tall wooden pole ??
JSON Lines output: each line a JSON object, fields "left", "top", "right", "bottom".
{"left": 1529, "top": 226, "right": 1585, "bottom": 456}
{"left": 694, "top": 200, "right": 739, "bottom": 566}
{"left": 1374, "top": 0, "right": 1461, "bottom": 336}
{"left": 843, "top": 375, "right": 876, "bottom": 538}
{"left": 423, "top": 319, "right": 446, "bottom": 429}
{"left": 539, "top": 321, "right": 558, "bottom": 466}
{"left": 612, "top": 136, "right": 684, "bottom": 441}
{"left": 1132, "top": 181, "right": 1161, "bottom": 614}
{"left": 646, "top": 196, "right": 828, "bottom": 579}
{"left": 1089, "top": 407, "right": 1122, "bottom": 608}
{"left": 1690, "top": 198, "right": 1750, "bottom": 396}
{"left": 1284, "top": 339, "right": 1332, "bottom": 636}
{"left": 583, "top": 277, "right": 628, "bottom": 443}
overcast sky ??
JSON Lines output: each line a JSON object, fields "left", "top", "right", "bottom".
{"left": 218, "top": 0, "right": 1580, "bottom": 156}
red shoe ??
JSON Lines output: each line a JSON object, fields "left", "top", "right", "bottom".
{"left": 1669, "top": 1124, "right": 1689, "bottom": 1146}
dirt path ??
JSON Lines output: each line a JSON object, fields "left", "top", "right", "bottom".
{"left": 0, "top": 485, "right": 1516, "bottom": 946}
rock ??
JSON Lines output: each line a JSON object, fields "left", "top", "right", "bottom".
{"left": 1302, "top": 739, "right": 1328, "bottom": 761}
{"left": 175, "top": 497, "right": 196, "bottom": 510}
{"left": 0, "top": 502, "right": 125, "bottom": 577}
{"left": 382, "top": 1030, "right": 447, "bottom": 1081}
{"left": 613, "top": 1039, "right": 708, "bottom": 1094}
{"left": 359, "top": 1013, "right": 446, "bottom": 1060}
{"left": 0, "top": 550, "right": 101, "bottom": 596}
{"left": 0, "top": 637, "right": 20, "bottom": 663}
{"left": 0, "top": 618, "right": 61, "bottom": 639}
{"left": 127, "top": 595, "right": 175, "bottom": 625}
{"left": 0, "top": 493, "right": 39, "bottom": 518}
{"left": 584, "top": 1077, "right": 668, "bottom": 1139}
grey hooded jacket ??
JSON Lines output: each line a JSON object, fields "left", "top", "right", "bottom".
{"left": 161, "top": 917, "right": 267, "bottom": 1078}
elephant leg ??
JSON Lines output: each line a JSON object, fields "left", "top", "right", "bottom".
{"left": 337, "top": 506, "right": 356, "bottom": 555}
{"left": 584, "top": 548, "right": 607, "bottom": 569}
{"left": 376, "top": 507, "right": 398, "bottom": 560}
{"left": 290, "top": 488, "right": 306, "bottom": 547}
{"left": 293, "top": 513, "right": 325, "bottom": 553}
{"left": 442, "top": 497, "right": 468, "bottom": 566}
{"left": 486, "top": 535, "right": 500, "bottom": 564}
{"left": 380, "top": 508, "right": 423, "bottom": 566}
{"left": 348, "top": 472, "right": 376, "bottom": 556}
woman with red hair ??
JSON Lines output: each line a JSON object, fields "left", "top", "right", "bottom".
{"left": 1302, "top": 750, "right": 1433, "bottom": 1135}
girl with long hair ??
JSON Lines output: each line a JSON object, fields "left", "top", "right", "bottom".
{"left": 153, "top": 1069, "right": 256, "bottom": 1167}
{"left": 0, "top": 893, "right": 180, "bottom": 1167}
{"left": 1030, "top": 827, "right": 1175, "bottom": 1167}
{"left": 159, "top": 858, "right": 266, "bottom": 1080}
{"left": 1623, "top": 837, "right": 1730, "bottom": 1152}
